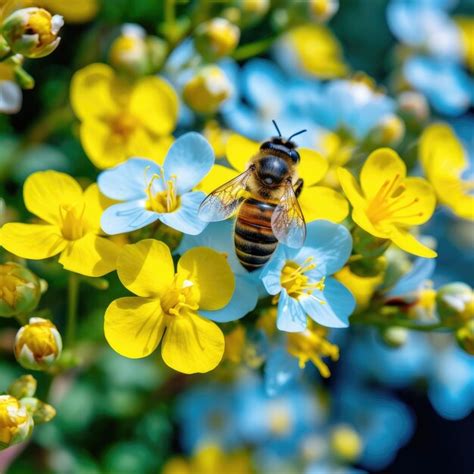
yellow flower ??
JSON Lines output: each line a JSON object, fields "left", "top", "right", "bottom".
{"left": 0, "top": 170, "right": 119, "bottom": 277}
{"left": 104, "top": 239, "right": 235, "bottom": 374}
{"left": 0, "top": 395, "right": 33, "bottom": 449}
{"left": 70, "top": 63, "right": 178, "bottom": 169}
{"left": 279, "top": 24, "right": 347, "bottom": 79}
{"left": 199, "top": 133, "right": 349, "bottom": 223}
{"left": 419, "top": 123, "right": 474, "bottom": 221}
{"left": 338, "top": 148, "right": 437, "bottom": 258}
{"left": 455, "top": 16, "right": 474, "bottom": 72}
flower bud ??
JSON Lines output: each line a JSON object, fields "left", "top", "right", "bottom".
{"left": 0, "top": 395, "right": 33, "bottom": 450}
{"left": 398, "top": 91, "right": 429, "bottom": 122}
{"left": 370, "top": 114, "right": 405, "bottom": 146}
{"left": 109, "top": 24, "right": 148, "bottom": 76}
{"left": 183, "top": 65, "right": 233, "bottom": 114}
{"left": 0, "top": 262, "right": 41, "bottom": 318}
{"left": 19, "top": 397, "right": 56, "bottom": 424}
{"left": 8, "top": 375, "right": 37, "bottom": 399}
{"left": 456, "top": 319, "right": 474, "bottom": 355}
{"left": 1, "top": 7, "right": 63, "bottom": 58}
{"left": 309, "top": 0, "right": 339, "bottom": 22}
{"left": 329, "top": 424, "right": 362, "bottom": 462}
{"left": 436, "top": 283, "right": 474, "bottom": 325}
{"left": 380, "top": 326, "right": 408, "bottom": 348}
{"left": 195, "top": 18, "right": 240, "bottom": 60}
{"left": 14, "top": 317, "right": 62, "bottom": 371}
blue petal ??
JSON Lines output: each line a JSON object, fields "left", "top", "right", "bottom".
{"left": 158, "top": 191, "right": 207, "bottom": 235}
{"left": 295, "top": 220, "right": 352, "bottom": 276}
{"left": 163, "top": 132, "right": 214, "bottom": 194}
{"left": 300, "top": 277, "right": 354, "bottom": 328}
{"left": 98, "top": 158, "right": 159, "bottom": 200}
{"left": 200, "top": 275, "right": 258, "bottom": 323}
{"left": 101, "top": 200, "right": 158, "bottom": 235}
{"left": 277, "top": 290, "right": 307, "bottom": 332}
{"left": 264, "top": 347, "right": 301, "bottom": 396}
{"left": 260, "top": 247, "right": 286, "bottom": 295}
{"left": 388, "top": 258, "right": 436, "bottom": 297}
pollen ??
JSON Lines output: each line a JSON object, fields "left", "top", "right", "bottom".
{"left": 59, "top": 201, "right": 86, "bottom": 241}
{"left": 145, "top": 170, "right": 180, "bottom": 214}
{"left": 160, "top": 275, "right": 200, "bottom": 317}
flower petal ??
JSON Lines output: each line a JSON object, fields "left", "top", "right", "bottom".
{"left": 337, "top": 167, "right": 367, "bottom": 209}
{"left": 104, "top": 296, "right": 165, "bottom": 358}
{"left": 100, "top": 200, "right": 158, "bottom": 235}
{"left": 277, "top": 290, "right": 308, "bottom": 332}
{"left": 158, "top": 191, "right": 207, "bottom": 235}
{"left": 98, "top": 158, "right": 160, "bottom": 201}
{"left": 300, "top": 277, "right": 354, "bottom": 328}
{"left": 352, "top": 208, "right": 388, "bottom": 238}
{"left": 260, "top": 247, "right": 286, "bottom": 295}
{"left": 389, "top": 228, "right": 437, "bottom": 258}
{"left": 265, "top": 348, "right": 301, "bottom": 396}
{"left": 0, "top": 223, "right": 66, "bottom": 259}
{"left": 298, "top": 148, "right": 329, "bottom": 186}
{"left": 81, "top": 184, "right": 114, "bottom": 234}
{"left": 117, "top": 239, "right": 174, "bottom": 297}
{"left": 200, "top": 275, "right": 258, "bottom": 323}
{"left": 299, "top": 186, "right": 349, "bottom": 223}
{"left": 163, "top": 133, "right": 215, "bottom": 194}
{"left": 226, "top": 134, "right": 258, "bottom": 172}
{"left": 58, "top": 234, "right": 119, "bottom": 277}
{"left": 129, "top": 76, "right": 178, "bottom": 136}
{"left": 162, "top": 312, "right": 224, "bottom": 373}
{"left": 178, "top": 247, "right": 234, "bottom": 311}
{"left": 24, "top": 170, "right": 83, "bottom": 226}
{"left": 360, "top": 148, "right": 406, "bottom": 199}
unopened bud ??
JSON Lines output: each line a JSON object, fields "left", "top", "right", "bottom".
{"left": 1, "top": 8, "right": 63, "bottom": 58}
{"left": 20, "top": 397, "right": 56, "bottom": 424}
{"left": 330, "top": 424, "right": 362, "bottom": 462}
{"left": 370, "top": 114, "right": 405, "bottom": 146}
{"left": 456, "top": 319, "right": 474, "bottom": 355}
{"left": 109, "top": 24, "right": 148, "bottom": 75}
{"left": 183, "top": 65, "right": 233, "bottom": 114}
{"left": 195, "top": 18, "right": 240, "bottom": 60}
{"left": 0, "top": 262, "right": 41, "bottom": 318}
{"left": 437, "top": 282, "right": 474, "bottom": 325}
{"left": 14, "top": 317, "right": 62, "bottom": 371}
{"left": 0, "top": 395, "right": 33, "bottom": 450}
{"left": 398, "top": 91, "right": 429, "bottom": 122}
{"left": 380, "top": 326, "right": 408, "bottom": 348}
{"left": 8, "top": 375, "right": 37, "bottom": 399}
{"left": 309, "top": 0, "right": 339, "bottom": 22}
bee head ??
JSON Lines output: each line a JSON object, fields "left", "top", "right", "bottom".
{"left": 260, "top": 137, "right": 300, "bottom": 163}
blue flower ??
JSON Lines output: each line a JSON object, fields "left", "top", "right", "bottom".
{"left": 261, "top": 220, "right": 355, "bottom": 332}
{"left": 98, "top": 132, "right": 214, "bottom": 235}
{"left": 178, "top": 220, "right": 260, "bottom": 322}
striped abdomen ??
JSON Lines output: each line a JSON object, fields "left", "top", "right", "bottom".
{"left": 235, "top": 198, "right": 278, "bottom": 272}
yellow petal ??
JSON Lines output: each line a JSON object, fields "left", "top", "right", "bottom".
{"left": 453, "top": 194, "right": 474, "bottom": 221}
{"left": 298, "top": 148, "right": 329, "bottom": 186}
{"left": 177, "top": 247, "right": 234, "bottom": 311}
{"left": 117, "top": 239, "right": 175, "bottom": 297}
{"left": 58, "top": 233, "right": 119, "bottom": 276}
{"left": 24, "top": 170, "right": 83, "bottom": 226}
{"left": 128, "top": 134, "right": 173, "bottom": 166}
{"left": 81, "top": 183, "right": 114, "bottom": 234}
{"left": 337, "top": 167, "right": 366, "bottom": 209}
{"left": 299, "top": 186, "right": 349, "bottom": 223}
{"left": 360, "top": 148, "right": 406, "bottom": 199}
{"left": 161, "top": 312, "right": 224, "bottom": 373}
{"left": 389, "top": 228, "right": 437, "bottom": 258}
{"left": 226, "top": 134, "right": 258, "bottom": 172}
{"left": 390, "top": 177, "right": 436, "bottom": 226}
{"left": 104, "top": 296, "right": 165, "bottom": 358}
{"left": 130, "top": 76, "right": 178, "bottom": 136}
{"left": 0, "top": 223, "right": 66, "bottom": 259}
{"left": 197, "top": 164, "right": 239, "bottom": 195}
{"left": 352, "top": 208, "right": 389, "bottom": 239}
{"left": 70, "top": 63, "right": 119, "bottom": 121}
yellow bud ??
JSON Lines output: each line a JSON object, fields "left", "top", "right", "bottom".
{"left": 0, "top": 262, "right": 41, "bottom": 318}
{"left": 1, "top": 7, "right": 63, "bottom": 58}
{"left": 371, "top": 114, "right": 405, "bottom": 145}
{"left": 8, "top": 375, "right": 37, "bottom": 399}
{"left": 14, "top": 317, "right": 62, "bottom": 371}
{"left": 309, "top": 0, "right": 339, "bottom": 22}
{"left": 437, "top": 283, "right": 474, "bottom": 325}
{"left": 195, "top": 18, "right": 240, "bottom": 60}
{"left": 380, "top": 326, "right": 408, "bottom": 348}
{"left": 183, "top": 65, "right": 233, "bottom": 114}
{"left": 0, "top": 395, "right": 33, "bottom": 450}
{"left": 330, "top": 424, "right": 362, "bottom": 462}
{"left": 398, "top": 91, "right": 429, "bottom": 122}
{"left": 109, "top": 24, "right": 148, "bottom": 75}
{"left": 456, "top": 319, "right": 474, "bottom": 355}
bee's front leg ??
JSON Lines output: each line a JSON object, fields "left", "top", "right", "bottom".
{"left": 293, "top": 178, "right": 304, "bottom": 198}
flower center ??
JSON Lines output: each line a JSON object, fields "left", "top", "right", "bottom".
{"left": 279, "top": 258, "right": 325, "bottom": 300}
{"left": 145, "top": 170, "right": 180, "bottom": 214}
{"left": 366, "top": 174, "right": 423, "bottom": 224}
{"left": 287, "top": 325, "right": 339, "bottom": 378}
{"left": 26, "top": 10, "right": 55, "bottom": 46}
{"left": 110, "top": 113, "right": 137, "bottom": 138}
{"left": 59, "top": 201, "right": 86, "bottom": 241}
{"left": 161, "top": 276, "right": 200, "bottom": 317}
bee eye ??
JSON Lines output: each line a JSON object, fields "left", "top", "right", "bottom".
{"left": 290, "top": 150, "right": 300, "bottom": 163}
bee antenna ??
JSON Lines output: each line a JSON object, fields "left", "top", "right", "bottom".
{"left": 272, "top": 120, "right": 282, "bottom": 137}
{"left": 288, "top": 129, "right": 307, "bottom": 141}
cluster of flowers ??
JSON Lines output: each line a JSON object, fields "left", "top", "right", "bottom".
{"left": 0, "top": 0, "right": 473, "bottom": 471}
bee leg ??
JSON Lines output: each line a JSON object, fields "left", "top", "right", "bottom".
{"left": 293, "top": 178, "right": 304, "bottom": 198}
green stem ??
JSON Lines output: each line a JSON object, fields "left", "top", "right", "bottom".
{"left": 0, "top": 51, "right": 15, "bottom": 63}
{"left": 66, "top": 273, "right": 80, "bottom": 347}
{"left": 352, "top": 315, "right": 445, "bottom": 332}
{"left": 165, "top": 0, "right": 175, "bottom": 26}
{"left": 14, "top": 313, "right": 28, "bottom": 326}
{"left": 232, "top": 35, "right": 280, "bottom": 61}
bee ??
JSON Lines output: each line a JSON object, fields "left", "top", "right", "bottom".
{"left": 199, "top": 121, "right": 307, "bottom": 271}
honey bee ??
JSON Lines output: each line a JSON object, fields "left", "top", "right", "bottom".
{"left": 199, "top": 121, "right": 307, "bottom": 271}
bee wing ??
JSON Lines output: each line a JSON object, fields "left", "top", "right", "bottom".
{"left": 271, "top": 180, "right": 306, "bottom": 248}
{"left": 198, "top": 168, "right": 252, "bottom": 222}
